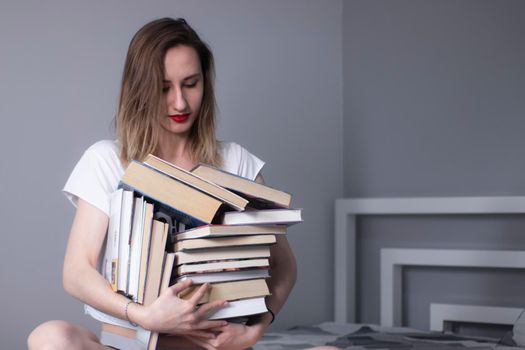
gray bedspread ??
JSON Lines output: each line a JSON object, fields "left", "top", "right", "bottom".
{"left": 252, "top": 323, "right": 523, "bottom": 350}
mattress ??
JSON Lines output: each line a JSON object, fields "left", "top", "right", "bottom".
{"left": 252, "top": 322, "right": 523, "bottom": 350}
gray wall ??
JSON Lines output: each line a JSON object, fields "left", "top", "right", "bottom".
{"left": 4, "top": 0, "right": 522, "bottom": 347}
{"left": 343, "top": 0, "right": 525, "bottom": 330}
{"left": 0, "top": 1, "right": 343, "bottom": 348}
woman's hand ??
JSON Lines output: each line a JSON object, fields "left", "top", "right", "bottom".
{"left": 184, "top": 322, "right": 264, "bottom": 350}
{"left": 131, "top": 279, "right": 228, "bottom": 337}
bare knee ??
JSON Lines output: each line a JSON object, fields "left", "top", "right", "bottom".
{"left": 28, "top": 320, "right": 98, "bottom": 350}
{"left": 28, "top": 320, "right": 75, "bottom": 350}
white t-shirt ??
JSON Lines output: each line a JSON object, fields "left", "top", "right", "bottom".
{"left": 62, "top": 139, "right": 264, "bottom": 328}
{"left": 63, "top": 139, "right": 265, "bottom": 217}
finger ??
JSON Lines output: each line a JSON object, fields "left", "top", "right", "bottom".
{"left": 185, "top": 330, "right": 217, "bottom": 339}
{"left": 195, "top": 299, "right": 228, "bottom": 318}
{"left": 188, "top": 283, "right": 211, "bottom": 304}
{"left": 195, "top": 319, "right": 229, "bottom": 330}
{"left": 208, "top": 326, "right": 228, "bottom": 332}
{"left": 169, "top": 279, "right": 193, "bottom": 294}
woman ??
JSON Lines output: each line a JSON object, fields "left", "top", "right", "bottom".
{"left": 28, "top": 17, "right": 297, "bottom": 350}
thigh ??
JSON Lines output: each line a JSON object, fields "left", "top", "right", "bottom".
{"left": 28, "top": 320, "right": 109, "bottom": 350}
{"left": 100, "top": 333, "right": 199, "bottom": 350}
{"left": 100, "top": 331, "right": 148, "bottom": 350}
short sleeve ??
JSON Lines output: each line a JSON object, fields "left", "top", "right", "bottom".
{"left": 219, "top": 142, "right": 265, "bottom": 180}
{"left": 63, "top": 141, "right": 123, "bottom": 216}
{"left": 237, "top": 145, "right": 265, "bottom": 181}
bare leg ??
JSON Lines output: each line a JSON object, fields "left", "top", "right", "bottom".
{"left": 28, "top": 320, "right": 111, "bottom": 350}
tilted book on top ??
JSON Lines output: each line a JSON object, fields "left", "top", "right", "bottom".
{"left": 119, "top": 161, "right": 224, "bottom": 229}
{"left": 144, "top": 154, "right": 248, "bottom": 211}
{"left": 191, "top": 163, "right": 292, "bottom": 209}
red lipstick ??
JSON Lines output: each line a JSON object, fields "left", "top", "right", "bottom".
{"left": 169, "top": 114, "right": 190, "bottom": 123}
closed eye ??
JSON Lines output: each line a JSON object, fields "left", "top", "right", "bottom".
{"left": 183, "top": 81, "right": 198, "bottom": 88}
{"left": 183, "top": 77, "right": 200, "bottom": 88}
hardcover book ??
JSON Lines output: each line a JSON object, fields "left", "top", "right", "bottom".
{"left": 103, "top": 189, "right": 124, "bottom": 291}
{"left": 175, "top": 246, "right": 271, "bottom": 265}
{"left": 222, "top": 208, "right": 302, "bottom": 226}
{"left": 174, "top": 224, "right": 286, "bottom": 240}
{"left": 176, "top": 258, "right": 270, "bottom": 275}
{"left": 144, "top": 154, "right": 248, "bottom": 211}
{"left": 173, "top": 234, "right": 276, "bottom": 252}
{"left": 176, "top": 268, "right": 269, "bottom": 284}
{"left": 119, "top": 161, "right": 224, "bottom": 228}
{"left": 177, "top": 278, "right": 270, "bottom": 304}
{"left": 191, "top": 163, "right": 292, "bottom": 209}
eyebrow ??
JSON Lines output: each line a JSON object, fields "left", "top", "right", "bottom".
{"left": 163, "top": 73, "right": 201, "bottom": 83}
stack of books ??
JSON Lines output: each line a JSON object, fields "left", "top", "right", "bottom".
{"left": 99, "top": 155, "right": 302, "bottom": 350}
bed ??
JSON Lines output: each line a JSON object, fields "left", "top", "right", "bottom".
{"left": 254, "top": 196, "right": 525, "bottom": 350}
{"left": 253, "top": 322, "right": 520, "bottom": 349}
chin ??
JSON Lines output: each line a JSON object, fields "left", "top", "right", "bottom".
{"left": 161, "top": 124, "right": 194, "bottom": 137}
{"left": 170, "top": 127, "right": 190, "bottom": 135}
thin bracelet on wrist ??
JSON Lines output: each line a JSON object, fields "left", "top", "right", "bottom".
{"left": 266, "top": 306, "right": 275, "bottom": 324}
{"left": 264, "top": 297, "right": 275, "bottom": 324}
{"left": 125, "top": 300, "right": 139, "bottom": 327}
{"left": 245, "top": 306, "right": 275, "bottom": 326}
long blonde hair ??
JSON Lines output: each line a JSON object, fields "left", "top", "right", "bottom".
{"left": 116, "top": 18, "right": 221, "bottom": 166}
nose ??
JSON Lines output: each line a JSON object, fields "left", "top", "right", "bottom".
{"left": 169, "top": 86, "right": 187, "bottom": 112}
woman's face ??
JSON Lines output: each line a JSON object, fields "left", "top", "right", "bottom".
{"left": 160, "top": 45, "right": 204, "bottom": 138}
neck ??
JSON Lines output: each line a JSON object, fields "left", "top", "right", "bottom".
{"left": 156, "top": 133, "right": 193, "bottom": 166}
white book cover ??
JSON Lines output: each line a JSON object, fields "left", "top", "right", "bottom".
{"left": 103, "top": 189, "right": 123, "bottom": 290}
{"left": 177, "top": 269, "right": 269, "bottom": 284}
{"left": 85, "top": 306, "right": 149, "bottom": 349}
{"left": 175, "top": 224, "right": 286, "bottom": 240}
{"left": 127, "top": 196, "right": 145, "bottom": 300}
{"left": 205, "top": 297, "right": 267, "bottom": 320}
{"left": 117, "top": 191, "right": 135, "bottom": 293}
{"left": 177, "top": 258, "right": 270, "bottom": 275}
{"left": 222, "top": 208, "right": 302, "bottom": 226}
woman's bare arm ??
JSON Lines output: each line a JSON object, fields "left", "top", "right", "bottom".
{"left": 62, "top": 199, "right": 127, "bottom": 316}
{"left": 188, "top": 174, "right": 297, "bottom": 350}
{"left": 252, "top": 173, "right": 297, "bottom": 328}
{"left": 62, "top": 199, "right": 227, "bottom": 334}
{"left": 186, "top": 173, "right": 297, "bottom": 349}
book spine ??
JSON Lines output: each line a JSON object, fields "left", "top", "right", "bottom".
{"left": 143, "top": 161, "right": 246, "bottom": 211}
{"left": 118, "top": 182, "right": 207, "bottom": 229}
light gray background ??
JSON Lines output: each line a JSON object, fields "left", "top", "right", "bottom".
{"left": 0, "top": 0, "right": 342, "bottom": 348}
{"left": 343, "top": 0, "right": 525, "bottom": 331}
{"left": 1, "top": 0, "right": 525, "bottom": 348}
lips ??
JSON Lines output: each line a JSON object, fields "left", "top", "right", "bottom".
{"left": 169, "top": 114, "right": 190, "bottom": 123}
